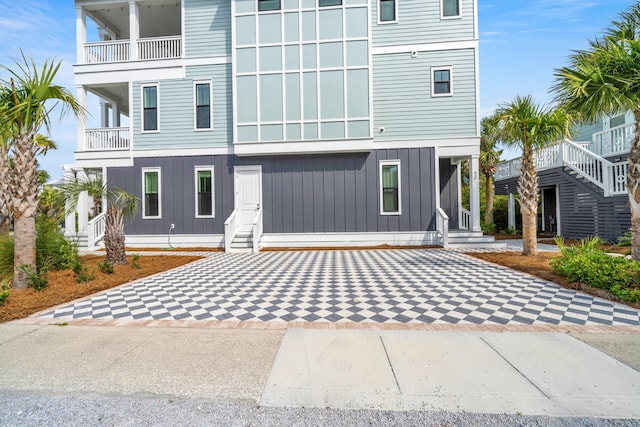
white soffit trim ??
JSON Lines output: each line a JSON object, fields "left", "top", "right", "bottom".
{"left": 75, "top": 65, "right": 182, "bottom": 85}
{"left": 234, "top": 139, "right": 374, "bottom": 157}
{"left": 372, "top": 39, "right": 478, "bottom": 55}
{"left": 374, "top": 137, "right": 480, "bottom": 150}
{"left": 133, "top": 146, "right": 234, "bottom": 158}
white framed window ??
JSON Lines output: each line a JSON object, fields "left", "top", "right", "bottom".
{"left": 441, "top": 0, "right": 461, "bottom": 18}
{"left": 319, "top": 0, "right": 342, "bottom": 6}
{"left": 195, "top": 166, "right": 214, "bottom": 218}
{"left": 432, "top": 66, "right": 453, "bottom": 97}
{"left": 141, "top": 83, "right": 159, "bottom": 132}
{"left": 258, "top": 0, "right": 280, "bottom": 11}
{"left": 194, "top": 81, "right": 213, "bottom": 131}
{"left": 379, "top": 160, "right": 401, "bottom": 215}
{"left": 142, "top": 167, "right": 161, "bottom": 219}
{"left": 378, "top": 0, "right": 397, "bottom": 23}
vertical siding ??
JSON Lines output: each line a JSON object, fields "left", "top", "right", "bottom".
{"left": 371, "top": 0, "right": 475, "bottom": 46}
{"left": 112, "top": 148, "right": 438, "bottom": 236}
{"left": 184, "top": 0, "right": 231, "bottom": 57}
{"left": 439, "top": 158, "right": 459, "bottom": 229}
{"left": 373, "top": 49, "right": 477, "bottom": 140}
{"left": 132, "top": 64, "right": 232, "bottom": 149}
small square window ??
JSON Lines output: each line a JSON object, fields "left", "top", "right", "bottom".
{"left": 379, "top": 0, "right": 396, "bottom": 22}
{"left": 258, "top": 0, "right": 280, "bottom": 11}
{"left": 442, "top": 0, "right": 460, "bottom": 18}
{"left": 432, "top": 68, "right": 452, "bottom": 96}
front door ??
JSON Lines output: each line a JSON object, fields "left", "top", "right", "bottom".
{"left": 234, "top": 165, "right": 262, "bottom": 233}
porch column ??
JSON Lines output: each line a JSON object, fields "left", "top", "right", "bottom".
{"left": 76, "top": 85, "right": 87, "bottom": 151}
{"left": 508, "top": 193, "right": 516, "bottom": 230}
{"left": 76, "top": 6, "right": 86, "bottom": 64}
{"left": 100, "top": 99, "right": 110, "bottom": 128}
{"left": 129, "top": 0, "right": 139, "bottom": 60}
{"left": 469, "top": 155, "right": 481, "bottom": 232}
{"left": 112, "top": 102, "right": 120, "bottom": 127}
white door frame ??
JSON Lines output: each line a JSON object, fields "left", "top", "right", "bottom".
{"left": 234, "top": 165, "right": 262, "bottom": 233}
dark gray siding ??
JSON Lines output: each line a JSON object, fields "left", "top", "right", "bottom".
{"left": 109, "top": 148, "right": 437, "bottom": 235}
{"left": 439, "top": 159, "right": 459, "bottom": 229}
{"left": 495, "top": 168, "right": 631, "bottom": 241}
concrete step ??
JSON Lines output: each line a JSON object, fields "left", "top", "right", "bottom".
{"left": 446, "top": 231, "right": 507, "bottom": 250}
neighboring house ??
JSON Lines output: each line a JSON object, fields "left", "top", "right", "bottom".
{"left": 494, "top": 113, "right": 633, "bottom": 242}
{"left": 68, "top": 0, "right": 487, "bottom": 251}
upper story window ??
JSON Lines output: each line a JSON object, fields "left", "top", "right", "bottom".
{"left": 380, "top": 160, "right": 401, "bottom": 215}
{"left": 194, "top": 81, "right": 213, "bottom": 130}
{"left": 319, "top": 0, "right": 342, "bottom": 6}
{"left": 142, "top": 84, "right": 158, "bottom": 132}
{"left": 142, "top": 168, "right": 161, "bottom": 219}
{"left": 258, "top": 0, "right": 280, "bottom": 11}
{"left": 379, "top": 0, "right": 396, "bottom": 22}
{"left": 442, "top": 0, "right": 460, "bottom": 18}
{"left": 432, "top": 67, "right": 452, "bottom": 97}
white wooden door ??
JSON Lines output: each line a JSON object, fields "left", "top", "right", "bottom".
{"left": 234, "top": 166, "right": 262, "bottom": 233}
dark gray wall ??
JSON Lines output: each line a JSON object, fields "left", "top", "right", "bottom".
{"left": 109, "top": 148, "right": 437, "bottom": 235}
{"left": 439, "top": 158, "right": 459, "bottom": 229}
{"left": 495, "top": 169, "right": 631, "bottom": 241}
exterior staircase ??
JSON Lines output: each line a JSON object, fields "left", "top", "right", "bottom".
{"left": 229, "top": 231, "right": 254, "bottom": 252}
{"left": 446, "top": 230, "right": 506, "bottom": 250}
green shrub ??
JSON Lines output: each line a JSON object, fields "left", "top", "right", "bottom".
{"left": 76, "top": 265, "right": 96, "bottom": 284}
{"left": 97, "top": 259, "right": 114, "bottom": 274}
{"left": 481, "top": 222, "right": 496, "bottom": 234}
{"left": 36, "top": 215, "right": 79, "bottom": 272}
{"left": 131, "top": 254, "right": 141, "bottom": 270}
{"left": 551, "top": 237, "right": 640, "bottom": 303}
{"left": 617, "top": 230, "right": 632, "bottom": 247}
{"left": 20, "top": 264, "right": 48, "bottom": 291}
{"left": 0, "top": 233, "right": 13, "bottom": 281}
{"left": 0, "top": 282, "right": 9, "bottom": 305}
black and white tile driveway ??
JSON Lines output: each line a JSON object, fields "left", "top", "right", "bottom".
{"left": 38, "top": 249, "right": 640, "bottom": 326}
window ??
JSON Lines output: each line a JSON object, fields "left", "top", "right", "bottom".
{"left": 142, "top": 84, "right": 158, "bottom": 131}
{"left": 380, "top": 160, "right": 401, "bottom": 215}
{"left": 195, "top": 167, "right": 214, "bottom": 218}
{"left": 143, "top": 168, "right": 161, "bottom": 218}
{"left": 258, "top": 0, "right": 280, "bottom": 11}
{"left": 442, "top": 0, "right": 460, "bottom": 18}
{"left": 194, "top": 81, "right": 212, "bottom": 130}
{"left": 319, "top": 0, "right": 341, "bottom": 6}
{"left": 432, "top": 67, "right": 452, "bottom": 96}
{"left": 609, "top": 114, "right": 625, "bottom": 128}
{"left": 379, "top": 0, "right": 396, "bottom": 22}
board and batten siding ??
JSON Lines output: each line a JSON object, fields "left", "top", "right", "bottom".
{"left": 373, "top": 49, "right": 477, "bottom": 140}
{"left": 184, "top": 0, "right": 231, "bottom": 57}
{"left": 371, "top": 0, "right": 475, "bottom": 46}
{"left": 110, "top": 149, "right": 437, "bottom": 236}
{"left": 132, "top": 64, "right": 232, "bottom": 150}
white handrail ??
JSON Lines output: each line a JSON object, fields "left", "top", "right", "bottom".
{"left": 562, "top": 139, "right": 608, "bottom": 190}
{"left": 591, "top": 122, "right": 634, "bottom": 156}
{"left": 252, "top": 207, "right": 263, "bottom": 253}
{"left": 224, "top": 210, "right": 238, "bottom": 252}
{"left": 85, "top": 128, "right": 130, "bottom": 151}
{"left": 460, "top": 208, "right": 471, "bottom": 231}
{"left": 137, "top": 36, "right": 182, "bottom": 60}
{"left": 436, "top": 207, "right": 449, "bottom": 249}
{"left": 87, "top": 212, "right": 106, "bottom": 247}
{"left": 83, "top": 40, "right": 130, "bottom": 64}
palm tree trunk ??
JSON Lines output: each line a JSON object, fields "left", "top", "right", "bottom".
{"left": 11, "top": 131, "right": 39, "bottom": 288}
{"left": 484, "top": 172, "right": 495, "bottom": 227}
{"left": 628, "top": 110, "right": 640, "bottom": 260}
{"left": 104, "top": 207, "right": 127, "bottom": 265}
{"left": 518, "top": 145, "right": 539, "bottom": 256}
{"left": 0, "top": 145, "right": 11, "bottom": 234}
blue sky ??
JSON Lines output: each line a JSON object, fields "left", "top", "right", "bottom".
{"left": 0, "top": 0, "right": 635, "bottom": 178}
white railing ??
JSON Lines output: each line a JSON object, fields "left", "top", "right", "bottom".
{"left": 495, "top": 158, "right": 522, "bottom": 180}
{"left": 535, "top": 143, "right": 561, "bottom": 171}
{"left": 609, "top": 161, "right": 629, "bottom": 196}
{"left": 460, "top": 208, "right": 471, "bottom": 231}
{"left": 562, "top": 140, "right": 607, "bottom": 189}
{"left": 85, "top": 128, "right": 130, "bottom": 151}
{"left": 83, "top": 40, "right": 130, "bottom": 64}
{"left": 87, "top": 212, "right": 106, "bottom": 248}
{"left": 591, "top": 123, "right": 635, "bottom": 157}
{"left": 224, "top": 210, "right": 238, "bottom": 253}
{"left": 436, "top": 207, "right": 449, "bottom": 249}
{"left": 138, "top": 36, "right": 182, "bottom": 60}
{"left": 252, "top": 207, "right": 263, "bottom": 253}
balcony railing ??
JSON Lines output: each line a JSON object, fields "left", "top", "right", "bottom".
{"left": 591, "top": 123, "right": 634, "bottom": 157}
{"left": 81, "top": 36, "right": 182, "bottom": 64}
{"left": 85, "top": 128, "right": 130, "bottom": 151}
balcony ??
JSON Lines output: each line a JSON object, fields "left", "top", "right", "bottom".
{"left": 590, "top": 122, "right": 634, "bottom": 157}
{"left": 85, "top": 128, "right": 130, "bottom": 151}
{"left": 82, "top": 36, "right": 182, "bottom": 64}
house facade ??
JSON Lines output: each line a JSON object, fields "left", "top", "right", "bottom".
{"left": 494, "top": 113, "right": 633, "bottom": 242}
{"left": 69, "top": 0, "right": 483, "bottom": 250}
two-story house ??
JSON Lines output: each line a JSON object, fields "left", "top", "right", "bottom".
{"left": 68, "top": 0, "right": 486, "bottom": 251}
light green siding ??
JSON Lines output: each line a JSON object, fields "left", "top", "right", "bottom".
{"left": 373, "top": 49, "right": 477, "bottom": 140}
{"left": 184, "top": 0, "right": 231, "bottom": 57}
{"left": 371, "top": 0, "right": 475, "bottom": 46}
{"left": 133, "top": 64, "right": 232, "bottom": 149}
{"left": 572, "top": 121, "right": 603, "bottom": 142}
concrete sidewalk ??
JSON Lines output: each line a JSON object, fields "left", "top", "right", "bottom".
{"left": 1, "top": 324, "right": 639, "bottom": 419}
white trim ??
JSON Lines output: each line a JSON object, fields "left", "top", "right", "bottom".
{"left": 261, "top": 231, "right": 440, "bottom": 247}
{"left": 377, "top": 0, "right": 398, "bottom": 24}
{"left": 555, "top": 185, "right": 562, "bottom": 236}
{"left": 431, "top": 66, "right": 453, "bottom": 97}
{"left": 74, "top": 59, "right": 183, "bottom": 80}
{"left": 193, "top": 80, "right": 214, "bottom": 131}
{"left": 373, "top": 136, "right": 479, "bottom": 151}
{"left": 371, "top": 39, "right": 477, "bottom": 55}
{"left": 142, "top": 167, "right": 162, "bottom": 219}
{"left": 183, "top": 55, "right": 232, "bottom": 67}
{"left": 474, "top": 40, "right": 480, "bottom": 137}
{"left": 141, "top": 83, "right": 159, "bottom": 133}
{"left": 124, "top": 234, "right": 224, "bottom": 248}
{"left": 194, "top": 166, "right": 215, "bottom": 218}
{"left": 133, "top": 146, "right": 234, "bottom": 157}
{"left": 234, "top": 138, "right": 373, "bottom": 156}
{"left": 441, "top": 0, "right": 461, "bottom": 19}
{"left": 379, "top": 159, "right": 401, "bottom": 216}
{"left": 73, "top": 153, "right": 134, "bottom": 168}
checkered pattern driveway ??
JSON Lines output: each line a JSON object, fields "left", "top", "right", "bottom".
{"left": 38, "top": 249, "right": 640, "bottom": 326}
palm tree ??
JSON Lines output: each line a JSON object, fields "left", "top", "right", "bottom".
{"left": 480, "top": 116, "right": 503, "bottom": 228}
{"left": 0, "top": 54, "right": 84, "bottom": 288}
{"left": 552, "top": 2, "right": 640, "bottom": 260}
{"left": 0, "top": 123, "right": 11, "bottom": 234}
{"left": 495, "top": 96, "right": 574, "bottom": 256}
{"left": 64, "top": 176, "right": 139, "bottom": 265}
